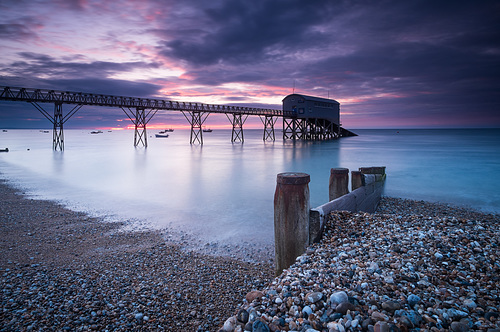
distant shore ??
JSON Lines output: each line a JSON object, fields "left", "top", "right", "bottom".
{"left": 1, "top": 178, "right": 499, "bottom": 332}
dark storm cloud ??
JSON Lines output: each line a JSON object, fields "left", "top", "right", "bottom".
{"left": 160, "top": 0, "right": 337, "bottom": 66}
{"left": 4, "top": 52, "right": 160, "bottom": 80}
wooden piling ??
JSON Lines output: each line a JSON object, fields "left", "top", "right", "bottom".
{"left": 329, "top": 168, "right": 349, "bottom": 201}
{"left": 351, "top": 170, "right": 363, "bottom": 191}
{"left": 274, "top": 172, "right": 310, "bottom": 276}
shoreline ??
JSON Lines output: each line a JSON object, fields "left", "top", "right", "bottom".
{"left": 1, "top": 178, "right": 499, "bottom": 331}
{"left": 0, "top": 179, "right": 274, "bottom": 331}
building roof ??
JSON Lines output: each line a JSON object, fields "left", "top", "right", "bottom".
{"left": 283, "top": 94, "right": 340, "bottom": 104}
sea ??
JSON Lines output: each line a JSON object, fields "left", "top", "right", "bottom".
{"left": 1, "top": 128, "right": 499, "bottom": 250}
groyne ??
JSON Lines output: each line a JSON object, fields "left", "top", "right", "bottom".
{"left": 274, "top": 167, "right": 386, "bottom": 275}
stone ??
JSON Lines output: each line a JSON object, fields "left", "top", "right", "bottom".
{"left": 450, "top": 321, "right": 468, "bottom": 332}
{"left": 374, "top": 321, "right": 389, "bottom": 332}
{"left": 237, "top": 309, "right": 249, "bottom": 324}
{"left": 335, "top": 302, "right": 355, "bottom": 315}
{"left": 463, "top": 299, "right": 476, "bottom": 310}
{"left": 252, "top": 320, "right": 270, "bottom": 332}
{"left": 246, "top": 290, "right": 264, "bottom": 303}
{"left": 222, "top": 317, "right": 237, "bottom": 332}
{"left": 407, "top": 294, "right": 421, "bottom": 307}
{"left": 306, "top": 292, "right": 323, "bottom": 304}
{"left": 381, "top": 300, "right": 401, "bottom": 312}
{"left": 330, "top": 291, "right": 349, "bottom": 304}
{"left": 302, "top": 305, "right": 313, "bottom": 317}
{"left": 371, "top": 311, "right": 389, "bottom": 322}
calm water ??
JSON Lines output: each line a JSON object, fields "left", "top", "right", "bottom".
{"left": 1, "top": 128, "right": 499, "bottom": 247}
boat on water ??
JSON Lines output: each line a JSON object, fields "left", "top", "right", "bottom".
{"left": 202, "top": 127, "right": 213, "bottom": 132}
{"left": 90, "top": 130, "right": 103, "bottom": 134}
{"left": 155, "top": 133, "right": 169, "bottom": 138}
{"left": 2, "top": 130, "right": 7, "bottom": 132}
{"left": 159, "top": 128, "right": 174, "bottom": 134}
{"left": 0, "top": 148, "right": 8, "bottom": 152}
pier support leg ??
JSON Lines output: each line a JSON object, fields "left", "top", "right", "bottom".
{"left": 329, "top": 168, "right": 349, "bottom": 201}
{"left": 180, "top": 111, "right": 209, "bottom": 144}
{"left": 133, "top": 107, "right": 148, "bottom": 147}
{"left": 53, "top": 102, "right": 64, "bottom": 151}
{"left": 121, "top": 107, "right": 158, "bottom": 148}
{"left": 226, "top": 113, "right": 248, "bottom": 143}
{"left": 30, "top": 102, "right": 83, "bottom": 151}
{"left": 283, "top": 118, "right": 306, "bottom": 140}
{"left": 260, "top": 115, "right": 277, "bottom": 141}
{"left": 274, "top": 172, "right": 310, "bottom": 276}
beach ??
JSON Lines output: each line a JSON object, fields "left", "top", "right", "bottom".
{"left": 0, "top": 180, "right": 273, "bottom": 331}
{"left": 222, "top": 199, "right": 500, "bottom": 332}
{"left": 1, "top": 179, "right": 499, "bottom": 332}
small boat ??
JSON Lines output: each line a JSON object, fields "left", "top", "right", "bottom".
{"left": 166, "top": 128, "right": 174, "bottom": 132}
{"left": 90, "top": 130, "right": 103, "bottom": 134}
{"left": 155, "top": 133, "right": 169, "bottom": 138}
{"left": 202, "top": 127, "right": 212, "bottom": 132}
{"left": 0, "top": 148, "right": 8, "bottom": 152}
{"left": 2, "top": 130, "right": 7, "bottom": 132}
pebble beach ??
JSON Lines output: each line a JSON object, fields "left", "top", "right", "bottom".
{"left": 1, "top": 179, "right": 499, "bottom": 332}
{"left": 221, "top": 199, "right": 500, "bottom": 332}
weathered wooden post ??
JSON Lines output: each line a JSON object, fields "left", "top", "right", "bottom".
{"left": 274, "top": 172, "right": 310, "bottom": 276}
{"left": 329, "top": 168, "right": 349, "bottom": 201}
{"left": 351, "top": 170, "right": 363, "bottom": 190}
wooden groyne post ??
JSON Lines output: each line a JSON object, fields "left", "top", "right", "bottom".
{"left": 329, "top": 168, "right": 349, "bottom": 200}
{"left": 274, "top": 172, "right": 310, "bottom": 276}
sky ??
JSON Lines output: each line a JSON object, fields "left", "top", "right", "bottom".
{"left": 0, "top": 0, "right": 499, "bottom": 130}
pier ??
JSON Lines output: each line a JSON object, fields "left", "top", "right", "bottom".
{"left": 0, "top": 86, "right": 356, "bottom": 150}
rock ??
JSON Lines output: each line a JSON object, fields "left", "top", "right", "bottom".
{"left": 222, "top": 317, "right": 237, "bottom": 332}
{"left": 237, "top": 309, "right": 249, "bottom": 324}
{"left": 335, "top": 302, "right": 355, "bottom": 315}
{"left": 374, "top": 321, "right": 389, "bottom": 332}
{"left": 330, "top": 291, "right": 348, "bottom": 304}
{"left": 252, "top": 320, "right": 270, "bottom": 332}
{"left": 381, "top": 300, "right": 401, "bottom": 312}
{"left": 306, "top": 292, "right": 323, "bottom": 304}
{"left": 371, "top": 311, "right": 389, "bottom": 322}
{"left": 485, "top": 312, "right": 499, "bottom": 321}
{"left": 302, "top": 305, "right": 313, "bottom": 317}
{"left": 407, "top": 294, "right": 421, "bottom": 307}
{"left": 246, "top": 290, "right": 264, "bottom": 303}
{"left": 362, "top": 318, "right": 374, "bottom": 330}
{"left": 447, "top": 308, "right": 468, "bottom": 320}
{"left": 134, "top": 313, "right": 143, "bottom": 321}
{"left": 450, "top": 321, "right": 469, "bottom": 332}
{"left": 463, "top": 298, "right": 476, "bottom": 310}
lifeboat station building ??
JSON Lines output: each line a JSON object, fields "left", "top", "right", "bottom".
{"left": 282, "top": 94, "right": 356, "bottom": 140}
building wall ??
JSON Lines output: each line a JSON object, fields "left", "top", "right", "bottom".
{"left": 282, "top": 94, "right": 340, "bottom": 125}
